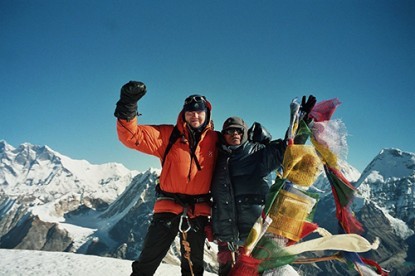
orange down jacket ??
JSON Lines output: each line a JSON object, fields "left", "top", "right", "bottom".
{"left": 116, "top": 102, "right": 218, "bottom": 217}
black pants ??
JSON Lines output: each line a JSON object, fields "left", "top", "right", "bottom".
{"left": 131, "top": 213, "right": 208, "bottom": 276}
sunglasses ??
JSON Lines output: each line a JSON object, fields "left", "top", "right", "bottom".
{"left": 223, "top": 128, "right": 243, "bottom": 135}
{"left": 184, "top": 95, "right": 206, "bottom": 105}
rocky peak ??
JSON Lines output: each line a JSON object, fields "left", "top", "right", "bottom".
{"left": 356, "top": 148, "right": 415, "bottom": 229}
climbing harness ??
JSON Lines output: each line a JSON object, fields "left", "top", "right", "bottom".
{"left": 155, "top": 184, "right": 211, "bottom": 206}
{"left": 155, "top": 182, "right": 211, "bottom": 276}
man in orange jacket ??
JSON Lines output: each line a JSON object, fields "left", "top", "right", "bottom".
{"left": 114, "top": 81, "right": 218, "bottom": 276}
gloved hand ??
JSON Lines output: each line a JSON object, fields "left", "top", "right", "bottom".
{"left": 300, "top": 95, "right": 317, "bottom": 122}
{"left": 248, "top": 122, "right": 272, "bottom": 144}
{"left": 120, "top": 81, "right": 147, "bottom": 103}
{"left": 300, "top": 95, "right": 316, "bottom": 115}
{"left": 114, "top": 81, "right": 147, "bottom": 121}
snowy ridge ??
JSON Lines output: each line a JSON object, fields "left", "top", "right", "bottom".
{"left": 0, "top": 140, "right": 138, "bottom": 219}
{"left": 306, "top": 149, "right": 415, "bottom": 240}
{"left": 380, "top": 204, "right": 414, "bottom": 240}
{"left": 356, "top": 148, "right": 415, "bottom": 227}
{"left": 359, "top": 148, "right": 415, "bottom": 180}
{"left": 0, "top": 141, "right": 141, "bottom": 253}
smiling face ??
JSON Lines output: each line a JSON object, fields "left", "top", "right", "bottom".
{"left": 223, "top": 127, "right": 244, "bottom": 146}
{"left": 184, "top": 110, "right": 206, "bottom": 129}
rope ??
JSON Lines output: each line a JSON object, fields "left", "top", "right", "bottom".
{"left": 292, "top": 252, "right": 344, "bottom": 264}
{"left": 181, "top": 232, "right": 194, "bottom": 276}
{"left": 179, "top": 208, "right": 194, "bottom": 276}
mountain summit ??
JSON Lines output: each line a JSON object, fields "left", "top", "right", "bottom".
{"left": 356, "top": 148, "right": 415, "bottom": 233}
{"left": 0, "top": 141, "right": 138, "bottom": 253}
{"left": 1, "top": 141, "right": 414, "bottom": 274}
{"left": 1, "top": 140, "right": 137, "bottom": 209}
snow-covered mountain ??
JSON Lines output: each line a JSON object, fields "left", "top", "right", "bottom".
{"left": 356, "top": 148, "right": 415, "bottom": 228}
{"left": 1, "top": 141, "right": 415, "bottom": 275}
{"left": 0, "top": 141, "right": 218, "bottom": 274}
{"left": 0, "top": 140, "right": 137, "bottom": 211}
{"left": 0, "top": 140, "right": 139, "bottom": 252}
{"left": 304, "top": 148, "right": 415, "bottom": 275}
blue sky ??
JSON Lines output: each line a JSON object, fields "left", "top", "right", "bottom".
{"left": 1, "top": 0, "right": 414, "bottom": 173}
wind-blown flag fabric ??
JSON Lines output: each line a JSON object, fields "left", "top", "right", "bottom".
{"left": 229, "top": 97, "right": 386, "bottom": 276}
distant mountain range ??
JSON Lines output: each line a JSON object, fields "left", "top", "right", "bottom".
{"left": 305, "top": 149, "right": 415, "bottom": 275}
{"left": 1, "top": 140, "right": 414, "bottom": 275}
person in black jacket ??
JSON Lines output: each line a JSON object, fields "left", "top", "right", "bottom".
{"left": 210, "top": 116, "right": 286, "bottom": 275}
{"left": 211, "top": 96, "right": 316, "bottom": 275}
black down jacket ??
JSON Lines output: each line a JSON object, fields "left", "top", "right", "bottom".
{"left": 211, "top": 127, "right": 286, "bottom": 243}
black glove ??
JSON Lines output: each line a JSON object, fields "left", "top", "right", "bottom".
{"left": 114, "top": 81, "right": 147, "bottom": 121}
{"left": 248, "top": 122, "right": 272, "bottom": 144}
{"left": 119, "top": 81, "right": 147, "bottom": 103}
{"left": 300, "top": 95, "right": 317, "bottom": 119}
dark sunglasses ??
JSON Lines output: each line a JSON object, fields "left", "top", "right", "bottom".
{"left": 184, "top": 95, "right": 206, "bottom": 105}
{"left": 223, "top": 128, "right": 243, "bottom": 135}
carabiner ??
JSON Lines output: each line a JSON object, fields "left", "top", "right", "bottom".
{"left": 179, "top": 207, "right": 192, "bottom": 233}
{"left": 179, "top": 214, "right": 191, "bottom": 233}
